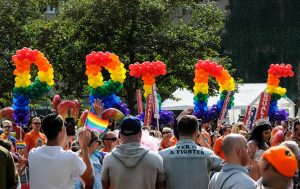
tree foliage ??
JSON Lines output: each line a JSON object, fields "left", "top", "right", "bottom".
{"left": 0, "top": 0, "right": 59, "bottom": 107}
{"left": 1, "top": 0, "right": 235, "bottom": 112}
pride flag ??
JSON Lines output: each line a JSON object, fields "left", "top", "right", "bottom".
{"left": 85, "top": 112, "right": 109, "bottom": 134}
{"left": 16, "top": 141, "right": 26, "bottom": 149}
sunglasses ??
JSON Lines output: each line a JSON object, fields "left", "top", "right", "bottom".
{"left": 91, "top": 139, "right": 101, "bottom": 144}
{"left": 103, "top": 137, "right": 117, "bottom": 141}
{"left": 33, "top": 122, "right": 41, "bottom": 125}
{"left": 3, "top": 126, "right": 12, "bottom": 129}
{"left": 162, "top": 132, "right": 171, "bottom": 135}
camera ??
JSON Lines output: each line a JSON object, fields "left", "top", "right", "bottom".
{"left": 65, "top": 117, "right": 76, "bottom": 136}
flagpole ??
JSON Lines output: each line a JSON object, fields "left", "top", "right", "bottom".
{"left": 20, "top": 124, "right": 22, "bottom": 141}
{"left": 156, "top": 118, "right": 159, "bottom": 132}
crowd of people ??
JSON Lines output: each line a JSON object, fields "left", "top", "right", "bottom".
{"left": 1, "top": 103, "right": 300, "bottom": 189}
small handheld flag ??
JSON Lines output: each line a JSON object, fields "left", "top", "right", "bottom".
{"left": 85, "top": 112, "right": 109, "bottom": 134}
{"left": 16, "top": 141, "right": 26, "bottom": 149}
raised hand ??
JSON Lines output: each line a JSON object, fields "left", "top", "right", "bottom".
{"left": 78, "top": 129, "right": 91, "bottom": 149}
{"left": 93, "top": 98, "right": 103, "bottom": 117}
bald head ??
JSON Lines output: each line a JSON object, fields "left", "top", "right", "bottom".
{"left": 222, "top": 134, "right": 247, "bottom": 156}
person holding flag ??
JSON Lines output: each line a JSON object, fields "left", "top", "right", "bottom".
{"left": 28, "top": 114, "right": 94, "bottom": 189}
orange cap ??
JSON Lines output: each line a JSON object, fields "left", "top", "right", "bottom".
{"left": 262, "top": 146, "right": 298, "bottom": 177}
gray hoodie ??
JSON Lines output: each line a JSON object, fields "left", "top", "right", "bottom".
{"left": 112, "top": 142, "right": 149, "bottom": 168}
{"left": 101, "top": 142, "right": 166, "bottom": 189}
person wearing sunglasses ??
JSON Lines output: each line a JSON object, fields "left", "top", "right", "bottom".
{"left": 160, "top": 127, "right": 177, "bottom": 150}
{"left": 24, "top": 117, "right": 47, "bottom": 158}
{"left": 100, "top": 131, "right": 118, "bottom": 153}
{"left": 0, "top": 120, "right": 16, "bottom": 147}
{"left": 75, "top": 131, "right": 106, "bottom": 189}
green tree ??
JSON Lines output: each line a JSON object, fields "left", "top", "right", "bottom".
{"left": 0, "top": 0, "right": 59, "bottom": 107}
{"left": 7, "top": 0, "right": 235, "bottom": 112}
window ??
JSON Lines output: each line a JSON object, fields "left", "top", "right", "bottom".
{"left": 46, "top": 6, "right": 56, "bottom": 13}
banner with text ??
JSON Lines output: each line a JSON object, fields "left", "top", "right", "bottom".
{"left": 136, "top": 89, "right": 143, "bottom": 115}
{"left": 152, "top": 85, "right": 160, "bottom": 119}
{"left": 244, "top": 106, "right": 257, "bottom": 131}
{"left": 255, "top": 92, "right": 271, "bottom": 121}
{"left": 243, "top": 106, "right": 251, "bottom": 126}
{"left": 144, "top": 95, "right": 153, "bottom": 126}
{"left": 218, "top": 91, "right": 233, "bottom": 124}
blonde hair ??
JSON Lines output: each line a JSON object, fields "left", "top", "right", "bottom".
{"left": 238, "top": 130, "right": 248, "bottom": 139}
{"left": 1, "top": 120, "right": 12, "bottom": 127}
{"left": 232, "top": 122, "right": 244, "bottom": 133}
{"left": 31, "top": 117, "right": 41, "bottom": 123}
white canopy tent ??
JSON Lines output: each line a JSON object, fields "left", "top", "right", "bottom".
{"left": 162, "top": 83, "right": 295, "bottom": 123}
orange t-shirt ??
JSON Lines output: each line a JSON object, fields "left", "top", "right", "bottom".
{"left": 160, "top": 136, "right": 177, "bottom": 149}
{"left": 213, "top": 136, "right": 224, "bottom": 159}
{"left": 24, "top": 130, "right": 47, "bottom": 152}
{"left": 202, "top": 130, "right": 212, "bottom": 146}
{"left": 100, "top": 147, "right": 110, "bottom": 152}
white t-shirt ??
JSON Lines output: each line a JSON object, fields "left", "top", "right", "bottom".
{"left": 29, "top": 145, "right": 86, "bottom": 189}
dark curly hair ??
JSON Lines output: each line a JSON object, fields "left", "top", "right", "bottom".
{"left": 249, "top": 123, "right": 271, "bottom": 149}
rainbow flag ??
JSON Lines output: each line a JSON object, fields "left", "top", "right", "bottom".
{"left": 85, "top": 112, "right": 109, "bottom": 134}
{"left": 16, "top": 141, "right": 26, "bottom": 149}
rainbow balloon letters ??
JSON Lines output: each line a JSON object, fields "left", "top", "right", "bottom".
{"left": 85, "top": 51, "right": 130, "bottom": 115}
{"left": 267, "top": 64, "right": 294, "bottom": 121}
{"left": 12, "top": 48, "right": 54, "bottom": 125}
{"left": 129, "top": 61, "right": 167, "bottom": 98}
{"left": 193, "top": 60, "right": 235, "bottom": 123}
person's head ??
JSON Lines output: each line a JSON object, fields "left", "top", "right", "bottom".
{"left": 231, "top": 122, "right": 244, "bottom": 133}
{"left": 0, "top": 139, "right": 13, "bottom": 151}
{"left": 202, "top": 122, "right": 210, "bottom": 130}
{"left": 293, "top": 120, "right": 300, "bottom": 141}
{"left": 280, "top": 141, "right": 300, "bottom": 168}
{"left": 119, "top": 116, "right": 142, "bottom": 144}
{"left": 177, "top": 115, "right": 199, "bottom": 140}
{"left": 149, "top": 130, "right": 162, "bottom": 138}
{"left": 162, "top": 127, "right": 172, "bottom": 137}
{"left": 71, "top": 140, "right": 80, "bottom": 152}
{"left": 142, "top": 126, "right": 151, "bottom": 132}
{"left": 42, "top": 114, "right": 67, "bottom": 146}
{"left": 1, "top": 120, "right": 12, "bottom": 135}
{"left": 31, "top": 117, "right": 42, "bottom": 132}
{"left": 281, "top": 120, "right": 289, "bottom": 129}
{"left": 238, "top": 130, "right": 249, "bottom": 139}
{"left": 88, "top": 131, "right": 100, "bottom": 153}
{"left": 222, "top": 134, "right": 249, "bottom": 166}
{"left": 238, "top": 115, "right": 245, "bottom": 122}
{"left": 219, "top": 126, "right": 232, "bottom": 136}
{"left": 249, "top": 119, "right": 272, "bottom": 149}
{"left": 102, "top": 131, "right": 118, "bottom": 151}
{"left": 260, "top": 146, "right": 298, "bottom": 188}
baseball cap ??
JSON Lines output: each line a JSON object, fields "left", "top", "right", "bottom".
{"left": 120, "top": 116, "right": 142, "bottom": 136}
{"left": 262, "top": 146, "right": 298, "bottom": 177}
